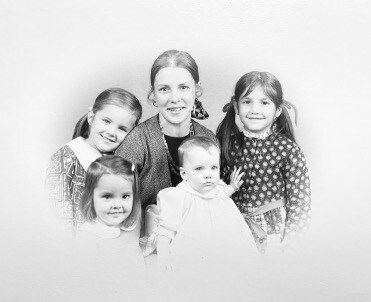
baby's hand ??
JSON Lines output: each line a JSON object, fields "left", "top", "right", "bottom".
{"left": 229, "top": 167, "right": 245, "bottom": 192}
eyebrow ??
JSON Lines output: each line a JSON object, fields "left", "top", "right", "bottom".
{"left": 241, "top": 95, "right": 269, "bottom": 101}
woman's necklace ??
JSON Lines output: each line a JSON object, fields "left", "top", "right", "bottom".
{"left": 159, "top": 117, "right": 195, "bottom": 176}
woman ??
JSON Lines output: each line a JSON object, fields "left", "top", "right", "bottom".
{"left": 115, "top": 50, "right": 216, "bottom": 208}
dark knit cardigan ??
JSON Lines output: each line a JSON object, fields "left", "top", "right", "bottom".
{"left": 115, "top": 115, "right": 216, "bottom": 208}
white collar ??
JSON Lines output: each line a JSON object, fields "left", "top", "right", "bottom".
{"left": 79, "top": 220, "right": 136, "bottom": 239}
{"left": 242, "top": 128, "right": 272, "bottom": 139}
{"left": 178, "top": 180, "right": 222, "bottom": 199}
{"left": 66, "top": 137, "right": 102, "bottom": 171}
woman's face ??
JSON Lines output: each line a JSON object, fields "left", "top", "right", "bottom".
{"left": 153, "top": 67, "right": 200, "bottom": 129}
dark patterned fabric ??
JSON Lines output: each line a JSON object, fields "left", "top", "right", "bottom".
{"left": 221, "top": 132, "right": 311, "bottom": 247}
{"left": 46, "top": 145, "right": 86, "bottom": 232}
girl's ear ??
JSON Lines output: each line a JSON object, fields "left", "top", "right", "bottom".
{"left": 275, "top": 106, "right": 283, "bottom": 119}
{"left": 180, "top": 167, "right": 188, "bottom": 181}
{"left": 196, "top": 82, "right": 203, "bottom": 97}
{"left": 87, "top": 107, "right": 95, "bottom": 125}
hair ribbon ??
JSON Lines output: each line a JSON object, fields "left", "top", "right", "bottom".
{"left": 222, "top": 96, "right": 235, "bottom": 113}
{"left": 282, "top": 99, "right": 298, "bottom": 125}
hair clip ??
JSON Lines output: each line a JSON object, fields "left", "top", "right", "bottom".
{"left": 131, "top": 163, "right": 135, "bottom": 172}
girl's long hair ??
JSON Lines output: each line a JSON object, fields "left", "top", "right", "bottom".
{"left": 216, "top": 71, "right": 296, "bottom": 164}
{"left": 73, "top": 88, "right": 142, "bottom": 139}
{"left": 80, "top": 155, "right": 141, "bottom": 228}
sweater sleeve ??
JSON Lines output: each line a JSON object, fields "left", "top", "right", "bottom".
{"left": 45, "top": 146, "right": 84, "bottom": 228}
{"left": 282, "top": 145, "right": 311, "bottom": 239}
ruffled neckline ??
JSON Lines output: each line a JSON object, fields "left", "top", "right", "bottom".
{"left": 242, "top": 128, "right": 272, "bottom": 139}
{"left": 79, "top": 220, "right": 136, "bottom": 239}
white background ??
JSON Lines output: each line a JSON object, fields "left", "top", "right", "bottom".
{"left": 1, "top": 0, "right": 370, "bottom": 301}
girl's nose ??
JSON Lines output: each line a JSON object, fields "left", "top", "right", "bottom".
{"left": 106, "top": 126, "right": 117, "bottom": 138}
{"left": 250, "top": 102, "right": 260, "bottom": 113}
{"left": 112, "top": 198, "right": 121, "bottom": 207}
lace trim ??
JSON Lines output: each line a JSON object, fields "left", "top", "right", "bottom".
{"left": 242, "top": 128, "right": 272, "bottom": 139}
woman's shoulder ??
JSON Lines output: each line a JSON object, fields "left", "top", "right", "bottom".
{"left": 192, "top": 119, "right": 216, "bottom": 138}
{"left": 122, "top": 115, "right": 160, "bottom": 141}
{"left": 133, "top": 115, "right": 159, "bottom": 132}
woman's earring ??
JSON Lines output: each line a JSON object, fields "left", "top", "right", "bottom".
{"left": 191, "top": 91, "right": 209, "bottom": 120}
{"left": 152, "top": 100, "right": 157, "bottom": 107}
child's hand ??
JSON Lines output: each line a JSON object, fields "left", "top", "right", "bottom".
{"left": 229, "top": 167, "right": 245, "bottom": 192}
{"left": 158, "top": 252, "right": 175, "bottom": 273}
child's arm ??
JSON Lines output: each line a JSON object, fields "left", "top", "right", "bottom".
{"left": 225, "top": 167, "right": 245, "bottom": 197}
{"left": 45, "top": 146, "right": 82, "bottom": 229}
{"left": 155, "top": 188, "right": 184, "bottom": 272}
{"left": 156, "top": 235, "right": 174, "bottom": 272}
{"left": 282, "top": 146, "right": 311, "bottom": 241}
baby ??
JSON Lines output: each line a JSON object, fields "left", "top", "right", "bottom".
{"left": 147, "top": 136, "right": 257, "bottom": 273}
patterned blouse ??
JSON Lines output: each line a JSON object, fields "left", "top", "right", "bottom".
{"left": 45, "top": 137, "right": 101, "bottom": 232}
{"left": 221, "top": 131, "right": 311, "bottom": 247}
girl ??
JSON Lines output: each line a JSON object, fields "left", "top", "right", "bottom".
{"left": 75, "top": 155, "right": 145, "bottom": 298}
{"left": 217, "top": 71, "right": 311, "bottom": 253}
{"left": 115, "top": 50, "right": 216, "bottom": 209}
{"left": 46, "top": 88, "right": 142, "bottom": 232}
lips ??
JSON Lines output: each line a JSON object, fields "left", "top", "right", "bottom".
{"left": 168, "top": 107, "right": 185, "bottom": 112}
{"left": 101, "top": 135, "right": 115, "bottom": 143}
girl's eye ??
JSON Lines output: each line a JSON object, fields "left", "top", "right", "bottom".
{"left": 102, "top": 118, "right": 110, "bottom": 124}
{"left": 180, "top": 85, "right": 189, "bottom": 90}
{"left": 122, "top": 194, "right": 131, "bottom": 199}
{"left": 159, "top": 87, "right": 168, "bottom": 92}
{"left": 119, "top": 127, "right": 128, "bottom": 132}
{"left": 241, "top": 99, "right": 251, "bottom": 104}
{"left": 212, "top": 166, "right": 219, "bottom": 170}
{"left": 195, "top": 167, "right": 203, "bottom": 171}
{"left": 262, "top": 101, "right": 271, "bottom": 105}
{"left": 102, "top": 195, "right": 111, "bottom": 199}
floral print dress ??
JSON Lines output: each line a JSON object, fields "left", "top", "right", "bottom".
{"left": 221, "top": 131, "right": 311, "bottom": 253}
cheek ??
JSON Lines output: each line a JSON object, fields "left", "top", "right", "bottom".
{"left": 117, "top": 132, "right": 128, "bottom": 143}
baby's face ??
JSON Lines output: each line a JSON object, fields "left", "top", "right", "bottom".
{"left": 180, "top": 146, "right": 220, "bottom": 194}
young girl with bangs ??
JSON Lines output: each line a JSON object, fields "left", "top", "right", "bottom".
{"left": 217, "top": 71, "right": 311, "bottom": 253}
{"left": 46, "top": 88, "right": 142, "bottom": 232}
{"left": 74, "top": 156, "right": 145, "bottom": 299}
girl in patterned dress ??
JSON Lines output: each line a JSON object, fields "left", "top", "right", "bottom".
{"left": 216, "top": 71, "right": 311, "bottom": 253}
{"left": 46, "top": 88, "right": 142, "bottom": 232}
